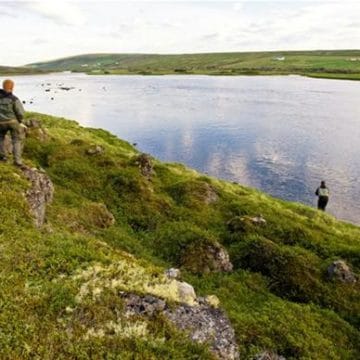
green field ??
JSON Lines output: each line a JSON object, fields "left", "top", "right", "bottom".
{"left": 0, "top": 112, "right": 359, "bottom": 359}
{"left": 0, "top": 65, "right": 43, "bottom": 76}
{"left": 27, "top": 50, "right": 360, "bottom": 80}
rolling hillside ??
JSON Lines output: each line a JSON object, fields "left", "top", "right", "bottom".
{"left": 0, "top": 112, "right": 359, "bottom": 359}
{"left": 26, "top": 50, "right": 360, "bottom": 79}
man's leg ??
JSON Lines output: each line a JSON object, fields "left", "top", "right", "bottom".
{"left": 0, "top": 124, "right": 8, "bottom": 160}
{"left": 9, "top": 121, "right": 25, "bottom": 165}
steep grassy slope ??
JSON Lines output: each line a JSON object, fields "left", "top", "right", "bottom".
{"left": 0, "top": 112, "right": 359, "bottom": 359}
{"left": 26, "top": 50, "right": 360, "bottom": 79}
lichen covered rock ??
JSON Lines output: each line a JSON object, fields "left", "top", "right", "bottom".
{"left": 22, "top": 167, "right": 54, "bottom": 227}
{"left": 327, "top": 260, "right": 357, "bottom": 283}
{"left": 120, "top": 292, "right": 239, "bottom": 360}
{"left": 134, "top": 153, "right": 154, "bottom": 179}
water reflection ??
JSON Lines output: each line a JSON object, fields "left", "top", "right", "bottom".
{"left": 11, "top": 73, "right": 360, "bottom": 224}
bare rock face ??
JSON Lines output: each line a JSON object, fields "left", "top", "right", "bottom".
{"left": 120, "top": 292, "right": 239, "bottom": 360}
{"left": 134, "top": 153, "right": 154, "bottom": 179}
{"left": 22, "top": 167, "right": 54, "bottom": 227}
{"left": 327, "top": 260, "right": 357, "bottom": 283}
{"left": 254, "top": 351, "right": 286, "bottom": 360}
{"left": 181, "top": 241, "right": 233, "bottom": 274}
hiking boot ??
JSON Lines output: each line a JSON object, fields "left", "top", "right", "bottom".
{"left": 0, "top": 156, "right": 7, "bottom": 162}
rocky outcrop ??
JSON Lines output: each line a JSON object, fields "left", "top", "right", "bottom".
{"left": 22, "top": 167, "right": 54, "bottom": 227}
{"left": 181, "top": 241, "right": 233, "bottom": 274}
{"left": 120, "top": 292, "right": 239, "bottom": 360}
{"left": 134, "top": 153, "right": 154, "bottom": 179}
{"left": 327, "top": 260, "right": 357, "bottom": 283}
{"left": 253, "top": 351, "right": 286, "bottom": 360}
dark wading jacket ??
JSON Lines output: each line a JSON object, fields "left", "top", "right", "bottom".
{"left": 0, "top": 89, "right": 24, "bottom": 122}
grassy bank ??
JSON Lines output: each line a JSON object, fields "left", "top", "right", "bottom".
{"left": 27, "top": 50, "right": 360, "bottom": 80}
{"left": 0, "top": 65, "right": 44, "bottom": 75}
{"left": 0, "top": 112, "right": 359, "bottom": 359}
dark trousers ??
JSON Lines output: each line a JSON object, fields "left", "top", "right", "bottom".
{"left": 318, "top": 196, "right": 329, "bottom": 211}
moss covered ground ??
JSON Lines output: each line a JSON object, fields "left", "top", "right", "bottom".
{"left": 0, "top": 112, "right": 359, "bottom": 359}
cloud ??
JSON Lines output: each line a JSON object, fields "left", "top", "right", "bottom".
{"left": 24, "top": 1, "right": 86, "bottom": 26}
{"left": 201, "top": 33, "right": 220, "bottom": 40}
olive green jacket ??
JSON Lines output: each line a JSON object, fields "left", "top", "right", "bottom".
{"left": 0, "top": 89, "right": 25, "bottom": 122}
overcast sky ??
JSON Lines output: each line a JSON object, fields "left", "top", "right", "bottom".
{"left": 1, "top": 0, "right": 359, "bottom": 66}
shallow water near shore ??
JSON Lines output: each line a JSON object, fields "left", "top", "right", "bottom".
{"left": 11, "top": 73, "right": 360, "bottom": 224}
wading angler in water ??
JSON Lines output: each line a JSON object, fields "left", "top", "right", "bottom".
{"left": 315, "top": 180, "right": 330, "bottom": 211}
{"left": 0, "top": 79, "right": 26, "bottom": 166}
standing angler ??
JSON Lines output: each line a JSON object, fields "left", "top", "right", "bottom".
{"left": 315, "top": 180, "right": 330, "bottom": 211}
{"left": 0, "top": 79, "right": 25, "bottom": 166}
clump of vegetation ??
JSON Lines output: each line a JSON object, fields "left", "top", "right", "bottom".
{"left": 0, "top": 111, "right": 359, "bottom": 359}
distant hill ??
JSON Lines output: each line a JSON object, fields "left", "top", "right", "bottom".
{"left": 0, "top": 65, "right": 43, "bottom": 75}
{"left": 26, "top": 50, "right": 360, "bottom": 79}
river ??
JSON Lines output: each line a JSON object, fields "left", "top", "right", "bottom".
{"left": 10, "top": 72, "right": 360, "bottom": 224}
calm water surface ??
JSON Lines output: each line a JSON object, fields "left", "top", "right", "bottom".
{"left": 12, "top": 73, "right": 360, "bottom": 224}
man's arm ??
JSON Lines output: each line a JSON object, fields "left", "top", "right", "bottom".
{"left": 13, "top": 98, "right": 25, "bottom": 122}
{"left": 315, "top": 188, "right": 319, "bottom": 196}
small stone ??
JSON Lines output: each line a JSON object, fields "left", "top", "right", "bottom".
{"left": 205, "top": 295, "right": 220, "bottom": 308}
{"left": 176, "top": 281, "right": 197, "bottom": 305}
{"left": 250, "top": 215, "right": 267, "bottom": 226}
{"left": 165, "top": 268, "right": 181, "bottom": 279}
{"left": 86, "top": 145, "right": 104, "bottom": 155}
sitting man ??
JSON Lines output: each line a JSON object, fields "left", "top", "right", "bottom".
{"left": 0, "top": 79, "right": 25, "bottom": 166}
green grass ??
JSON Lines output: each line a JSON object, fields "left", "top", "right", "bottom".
{"left": 0, "top": 111, "right": 359, "bottom": 359}
{"left": 0, "top": 65, "right": 44, "bottom": 75}
{"left": 26, "top": 50, "right": 360, "bottom": 80}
